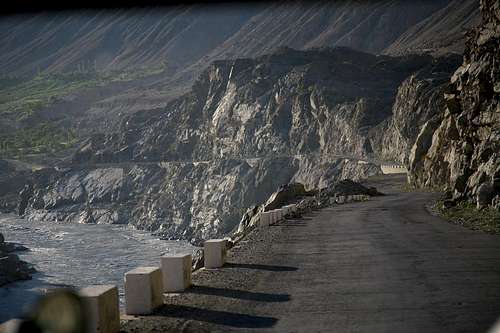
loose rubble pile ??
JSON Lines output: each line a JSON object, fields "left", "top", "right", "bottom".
{"left": 191, "top": 178, "right": 378, "bottom": 272}
{"left": 0, "top": 233, "right": 35, "bottom": 287}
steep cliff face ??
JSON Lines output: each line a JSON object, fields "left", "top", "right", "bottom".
{"left": 14, "top": 38, "right": 489, "bottom": 241}
{"left": 73, "top": 48, "right": 436, "bottom": 164}
{"left": 370, "top": 55, "right": 462, "bottom": 165}
{"left": 20, "top": 156, "right": 379, "bottom": 242}
{"left": 0, "top": 1, "right": 479, "bottom": 163}
{"left": 20, "top": 47, "right": 442, "bottom": 241}
{"left": 408, "top": 0, "right": 499, "bottom": 209}
{"left": 0, "top": 159, "right": 33, "bottom": 212}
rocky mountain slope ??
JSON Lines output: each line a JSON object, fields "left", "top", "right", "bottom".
{"left": 12, "top": 47, "right": 464, "bottom": 242}
{"left": 1, "top": 1, "right": 496, "bottom": 244}
{"left": 0, "top": 1, "right": 480, "bottom": 161}
{"left": 72, "top": 48, "right": 451, "bottom": 164}
{"left": 18, "top": 156, "right": 380, "bottom": 243}
{"left": 384, "top": 0, "right": 480, "bottom": 56}
{"left": 0, "top": 1, "right": 473, "bottom": 77}
{"left": 408, "top": 0, "right": 499, "bottom": 209}
{"left": 370, "top": 54, "right": 463, "bottom": 165}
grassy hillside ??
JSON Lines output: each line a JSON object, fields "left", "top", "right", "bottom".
{"left": 0, "top": 67, "right": 165, "bottom": 159}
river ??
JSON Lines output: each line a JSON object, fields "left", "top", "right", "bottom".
{"left": 0, "top": 213, "right": 195, "bottom": 322}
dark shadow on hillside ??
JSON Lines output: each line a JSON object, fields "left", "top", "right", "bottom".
{"left": 189, "top": 285, "right": 290, "bottom": 302}
{"left": 154, "top": 304, "right": 278, "bottom": 328}
{"left": 225, "top": 262, "right": 298, "bottom": 272}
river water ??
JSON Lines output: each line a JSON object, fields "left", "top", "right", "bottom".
{"left": 0, "top": 213, "right": 195, "bottom": 322}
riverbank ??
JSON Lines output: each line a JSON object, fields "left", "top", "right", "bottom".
{"left": 0, "top": 214, "right": 194, "bottom": 322}
{"left": 0, "top": 232, "right": 34, "bottom": 287}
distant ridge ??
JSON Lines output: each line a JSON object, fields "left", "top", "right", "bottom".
{"left": 0, "top": 1, "right": 479, "bottom": 77}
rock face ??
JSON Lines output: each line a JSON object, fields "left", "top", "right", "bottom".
{"left": 73, "top": 48, "right": 439, "bottom": 164}
{"left": 370, "top": 56, "right": 462, "bottom": 165}
{"left": 0, "top": 233, "right": 35, "bottom": 287}
{"left": 408, "top": 0, "right": 500, "bottom": 209}
{"left": 14, "top": 45, "right": 478, "bottom": 241}
{"left": 0, "top": 160, "right": 32, "bottom": 213}
{"left": 21, "top": 155, "right": 380, "bottom": 242}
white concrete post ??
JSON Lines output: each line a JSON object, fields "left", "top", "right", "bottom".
{"left": 161, "top": 254, "right": 192, "bottom": 292}
{"left": 0, "top": 319, "right": 21, "bottom": 333}
{"left": 79, "top": 285, "right": 120, "bottom": 333}
{"left": 271, "top": 210, "right": 278, "bottom": 223}
{"left": 204, "top": 239, "right": 227, "bottom": 269}
{"left": 124, "top": 267, "right": 163, "bottom": 315}
{"left": 260, "top": 211, "right": 271, "bottom": 226}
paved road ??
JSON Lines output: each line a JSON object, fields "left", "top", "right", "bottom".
{"left": 122, "top": 175, "right": 500, "bottom": 333}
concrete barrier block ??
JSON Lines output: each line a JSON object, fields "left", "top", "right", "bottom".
{"left": 0, "top": 319, "right": 21, "bottom": 333}
{"left": 271, "top": 210, "right": 279, "bottom": 224}
{"left": 79, "top": 285, "right": 120, "bottom": 333}
{"left": 267, "top": 211, "right": 274, "bottom": 224}
{"left": 161, "top": 254, "right": 192, "bottom": 292}
{"left": 124, "top": 266, "right": 163, "bottom": 315}
{"left": 260, "top": 211, "right": 271, "bottom": 226}
{"left": 204, "top": 239, "right": 226, "bottom": 268}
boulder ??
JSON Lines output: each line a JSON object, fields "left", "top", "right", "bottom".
{"left": 477, "top": 182, "right": 494, "bottom": 209}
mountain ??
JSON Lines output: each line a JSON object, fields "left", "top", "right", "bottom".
{"left": 71, "top": 47, "right": 446, "bottom": 164}
{"left": 0, "top": 1, "right": 480, "bottom": 161}
{"left": 13, "top": 47, "right": 462, "bottom": 241}
{"left": 384, "top": 0, "right": 481, "bottom": 56}
{"left": 0, "top": 0, "right": 496, "bottom": 243}
{"left": 408, "top": 0, "right": 499, "bottom": 209}
{"left": 0, "top": 1, "right": 473, "bottom": 77}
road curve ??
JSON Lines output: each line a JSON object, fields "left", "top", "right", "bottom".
{"left": 122, "top": 175, "right": 500, "bottom": 333}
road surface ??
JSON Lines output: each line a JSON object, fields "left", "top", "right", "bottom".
{"left": 122, "top": 174, "right": 500, "bottom": 332}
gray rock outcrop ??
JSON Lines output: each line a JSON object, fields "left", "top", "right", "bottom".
{"left": 12, "top": 45, "right": 479, "bottom": 241}
{"left": 408, "top": 0, "right": 499, "bottom": 209}
{"left": 0, "top": 233, "right": 35, "bottom": 287}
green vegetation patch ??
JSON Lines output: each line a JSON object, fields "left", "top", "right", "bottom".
{"left": 0, "top": 123, "right": 77, "bottom": 158}
{"left": 434, "top": 200, "right": 500, "bottom": 234}
{"left": 0, "top": 66, "right": 166, "bottom": 158}
{"left": 0, "top": 66, "right": 166, "bottom": 120}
